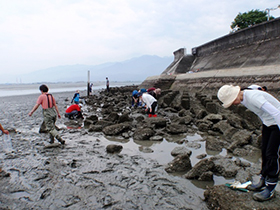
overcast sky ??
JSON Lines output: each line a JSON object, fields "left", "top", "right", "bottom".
{"left": 1, "top": 0, "right": 280, "bottom": 77}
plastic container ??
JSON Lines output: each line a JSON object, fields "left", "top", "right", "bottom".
{"left": 3, "top": 134, "right": 13, "bottom": 153}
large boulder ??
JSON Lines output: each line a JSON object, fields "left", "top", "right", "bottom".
{"left": 227, "top": 130, "right": 253, "bottom": 152}
{"left": 211, "top": 156, "right": 241, "bottom": 178}
{"left": 171, "top": 146, "right": 192, "bottom": 157}
{"left": 185, "top": 159, "right": 214, "bottom": 179}
{"left": 204, "top": 185, "right": 280, "bottom": 210}
{"left": 165, "top": 154, "right": 192, "bottom": 173}
{"left": 166, "top": 123, "right": 188, "bottom": 134}
{"left": 102, "top": 123, "right": 131, "bottom": 136}
{"left": 133, "top": 127, "right": 155, "bottom": 140}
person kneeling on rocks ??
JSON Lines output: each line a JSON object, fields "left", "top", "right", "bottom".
{"left": 217, "top": 84, "right": 280, "bottom": 202}
{"left": 137, "top": 92, "right": 157, "bottom": 117}
{"left": 29, "top": 84, "right": 65, "bottom": 144}
{"left": 65, "top": 104, "right": 84, "bottom": 120}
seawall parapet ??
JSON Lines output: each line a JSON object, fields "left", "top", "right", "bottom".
{"left": 140, "top": 18, "right": 280, "bottom": 95}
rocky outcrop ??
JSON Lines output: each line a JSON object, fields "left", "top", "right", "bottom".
{"left": 83, "top": 85, "right": 280, "bottom": 209}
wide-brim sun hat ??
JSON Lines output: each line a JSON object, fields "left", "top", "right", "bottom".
{"left": 217, "top": 85, "right": 240, "bottom": 108}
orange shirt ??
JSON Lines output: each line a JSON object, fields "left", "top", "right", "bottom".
{"left": 36, "top": 93, "right": 55, "bottom": 109}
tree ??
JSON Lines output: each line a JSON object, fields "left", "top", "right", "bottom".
{"left": 230, "top": 9, "right": 274, "bottom": 32}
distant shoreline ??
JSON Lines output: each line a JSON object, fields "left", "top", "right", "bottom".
{"left": 0, "top": 81, "right": 140, "bottom": 97}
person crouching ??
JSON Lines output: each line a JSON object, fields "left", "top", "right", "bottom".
{"left": 65, "top": 104, "right": 84, "bottom": 119}
{"left": 138, "top": 92, "right": 157, "bottom": 117}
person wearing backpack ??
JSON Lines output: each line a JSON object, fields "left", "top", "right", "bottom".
{"left": 217, "top": 84, "right": 280, "bottom": 202}
{"left": 28, "top": 84, "right": 65, "bottom": 144}
{"left": 71, "top": 90, "right": 80, "bottom": 104}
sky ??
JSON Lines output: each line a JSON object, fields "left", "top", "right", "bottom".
{"left": 1, "top": 0, "right": 280, "bottom": 78}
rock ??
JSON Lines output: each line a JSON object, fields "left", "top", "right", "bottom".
{"left": 212, "top": 120, "right": 232, "bottom": 134}
{"left": 235, "top": 168, "right": 252, "bottom": 183}
{"left": 205, "top": 136, "right": 226, "bottom": 152}
{"left": 171, "top": 146, "right": 192, "bottom": 157}
{"left": 139, "top": 146, "right": 154, "bottom": 153}
{"left": 196, "top": 119, "right": 213, "bottom": 132}
{"left": 150, "top": 136, "right": 164, "bottom": 141}
{"left": 198, "top": 171, "right": 213, "bottom": 181}
{"left": 118, "top": 112, "right": 132, "bottom": 123}
{"left": 196, "top": 153, "right": 207, "bottom": 159}
{"left": 106, "top": 144, "right": 123, "bottom": 153}
{"left": 204, "top": 185, "right": 280, "bottom": 210}
{"left": 227, "top": 130, "right": 253, "bottom": 152}
{"left": 165, "top": 154, "right": 192, "bottom": 173}
{"left": 185, "top": 141, "right": 201, "bottom": 149}
{"left": 211, "top": 156, "right": 240, "bottom": 178}
{"left": 102, "top": 123, "right": 131, "bottom": 136}
{"left": 232, "top": 145, "right": 261, "bottom": 159}
{"left": 203, "top": 114, "right": 223, "bottom": 123}
{"left": 144, "top": 117, "right": 167, "bottom": 128}
{"left": 104, "top": 112, "right": 119, "bottom": 122}
{"left": 133, "top": 128, "right": 155, "bottom": 140}
{"left": 166, "top": 123, "right": 188, "bottom": 134}
{"left": 205, "top": 102, "right": 218, "bottom": 114}
{"left": 185, "top": 159, "right": 214, "bottom": 179}
{"left": 175, "top": 116, "right": 193, "bottom": 125}
{"left": 95, "top": 120, "right": 114, "bottom": 128}
{"left": 88, "top": 125, "right": 103, "bottom": 132}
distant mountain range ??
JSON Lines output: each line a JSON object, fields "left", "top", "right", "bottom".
{"left": 4, "top": 55, "right": 173, "bottom": 84}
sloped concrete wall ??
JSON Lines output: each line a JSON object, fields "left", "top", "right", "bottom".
{"left": 191, "top": 17, "right": 280, "bottom": 71}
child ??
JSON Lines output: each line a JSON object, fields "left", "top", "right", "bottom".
{"left": 71, "top": 90, "right": 80, "bottom": 104}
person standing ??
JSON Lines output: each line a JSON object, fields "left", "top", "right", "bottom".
{"left": 0, "top": 123, "right": 9, "bottom": 135}
{"left": 217, "top": 84, "right": 280, "bottom": 202}
{"left": 28, "top": 84, "right": 65, "bottom": 144}
{"left": 106, "top": 77, "right": 109, "bottom": 92}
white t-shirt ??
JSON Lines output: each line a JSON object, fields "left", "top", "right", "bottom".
{"left": 141, "top": 93, "right": 157, "bottom": 109}
{"left": 241, "top": 90, "right": 280, "bottom": 127}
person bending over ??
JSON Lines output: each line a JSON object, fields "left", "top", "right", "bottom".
{"left": 65, "top": 104, "right": 83, "bottom": 119}
{"left": 138, "top": 92, "right": 157, "bottom": 117}
{"left": 217, "top": 84, "right": 280, "bottom": 202}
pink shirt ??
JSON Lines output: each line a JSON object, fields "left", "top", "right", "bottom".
{"left": 36, "top": 93, "right": 55, "bottom": 109}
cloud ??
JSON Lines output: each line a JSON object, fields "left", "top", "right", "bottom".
{"left": 0, "top": 0, "right": 279, "bottom": 77}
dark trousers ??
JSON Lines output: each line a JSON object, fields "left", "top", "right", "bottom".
{"left": 147, "top": 102, "right": 157, "bottom": 115}
{"left": 261, "top": 124, "right": 280, "bottom": 181}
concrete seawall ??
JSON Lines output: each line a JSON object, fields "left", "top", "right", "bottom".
{"left": 140, "top": 18, "right": 280, "bottom": 94}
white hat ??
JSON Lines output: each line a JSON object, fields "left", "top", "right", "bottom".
{"left": 217, "top": 85, "right": 240, "bottom": 108}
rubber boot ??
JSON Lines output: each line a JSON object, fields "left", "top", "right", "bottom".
{"left": 50, "top": 135, "right": 55, "bottom": 144}
{"left": 148, "top": 114, "right": 152, "bottom": 118}
{"left": 253, "top": 182, "right": 277, "bottom": 202}
{"left": 247, "top": 176, "right": 265, "bottom": 191}
{"left": 56, "top": 135, "right": 65, "bottom": 145}
{"left": 152, "top": 114, "right": 157, "bottom": 117}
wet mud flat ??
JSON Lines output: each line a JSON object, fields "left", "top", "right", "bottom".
{"left": 0, "top": 91, "right": 208, "bottom": 209}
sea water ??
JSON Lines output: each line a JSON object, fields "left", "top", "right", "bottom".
{"left": 0, "top": 81, "right": 139, "bottom": 97}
